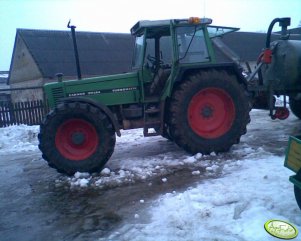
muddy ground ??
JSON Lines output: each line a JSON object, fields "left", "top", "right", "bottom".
{"left": 0, "top": 110, "right": 300, "bottom": 241}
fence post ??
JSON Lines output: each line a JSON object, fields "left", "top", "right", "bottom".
{"left": 8, "top": 101, "right": 15, "bottom": 125}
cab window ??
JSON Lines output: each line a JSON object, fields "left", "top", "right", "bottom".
{"left": 176, "top": 26, "right": 209, "bottom": 64}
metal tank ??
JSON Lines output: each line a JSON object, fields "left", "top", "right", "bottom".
{"left": 248, "top": 17, "right": 301, "bottom": 120}
{"left": 261, "top": 39, "right": 301, "bottom": 91}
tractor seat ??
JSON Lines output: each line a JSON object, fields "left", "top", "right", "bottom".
{"left": 149, "top": 68, "right": 171, "bottom": 95}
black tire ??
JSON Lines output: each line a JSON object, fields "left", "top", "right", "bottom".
{"left": 38, "top": 102, "right": 116, "bottom": 175}
{"left": 160, "top": 125, "right": 174, "bottom": 141}
{"left": 167, "top": 69, "right": 250, "bottom": 154}
{"left": 289, "top": 97, "right": 301, "bottom": 119}
{"left": 294, "top": 185, "right": 301, "bottom": 210}
{"left": 294, "top": 170, "right": 301, "bottom": 210}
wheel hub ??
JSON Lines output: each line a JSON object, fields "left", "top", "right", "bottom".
{"left": 71, "top": 132, "right": 85, "bottom": 145}
{"left": 201, "top": 105, "right": 213, "bottom": 118}
{"left": 188, "top": 88, "right": 235, "bottom": 139}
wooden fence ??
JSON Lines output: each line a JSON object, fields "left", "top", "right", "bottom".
{"left": 0, "top": 100, "right": 49, "bottom": 127}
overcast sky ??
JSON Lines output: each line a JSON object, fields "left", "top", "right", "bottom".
{"left": 0, "top": 0, "right": 300, "bottom": 70}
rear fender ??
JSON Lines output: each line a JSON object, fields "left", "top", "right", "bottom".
{"left": 175, "top": 63, "right": 248, "bottom": 87}
{"left": 61, "top": 97, "right": 121, "bottom": 137}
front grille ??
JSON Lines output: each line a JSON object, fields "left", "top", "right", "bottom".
{"left": 51, "top": 87, "right": 64, "bottom": 106}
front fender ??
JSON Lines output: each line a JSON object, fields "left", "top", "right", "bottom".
{"left": 61, "top": 97, "right": 121, "bottom": 137}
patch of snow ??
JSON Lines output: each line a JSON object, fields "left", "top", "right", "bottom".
{"left": 101, "top": 168, "right": 111, "bottom": 176}
{"left": 73, "top": 178, "right": 90, "bottom": 188}
{"left": 194, "top": 153, "right": 203, "bottom": 159}
{"left": 74, "top": 172, "right": 90, "bottom": 179}
{"left": 183, "top": 156, "right": 196, "bottom": 164}
{"left": 205, "top": 164, "right": 219, "bottom": 172}
{"left": 191, "top": 170, "right": 201, "bottom": 175}
{"left": 161, "top": 178, "right": 168, "bottom": 183}
{"left": 105, "top": 155, "right": 301, "bottom": 241}
{"left": 0, "top": 125, "right": 39, "bottom": 154}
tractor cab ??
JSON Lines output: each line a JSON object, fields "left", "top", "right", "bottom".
{"left": 130, "top": 17, "right": 239, "bottom": 99}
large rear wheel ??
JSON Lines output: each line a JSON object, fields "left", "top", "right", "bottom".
{"left": 38, "top": 102, "right": 116, "bottom": 175}
{"left": 168, "top": 70, "right": 250, "bottom": 154}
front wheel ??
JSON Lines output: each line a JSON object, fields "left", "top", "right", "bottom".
{"left": 167, "top": 70, "right": 250, "bottom": 154}
{"left": 38, "top": 102, "right": 116, "bottom": 175}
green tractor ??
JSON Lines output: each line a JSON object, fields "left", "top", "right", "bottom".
{"left": 39, "top": 17, "right": 301, "bottom": 175}
{"left": 39, "top": 17, "right": 251, "bottom": 174}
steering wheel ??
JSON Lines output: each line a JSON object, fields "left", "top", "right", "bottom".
{"left": 146, "top": 54, "right": 164, "bottom": 70}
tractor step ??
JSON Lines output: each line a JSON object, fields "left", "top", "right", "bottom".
{"left": 143, "top": 119, "right": 161, "bottom": 136}
{"left": 143, "top": 103, "right": 162, "bottom": 137}
{"left": 143, "top": 128, "right": 160, "bottom": 136}
{"left": 145, "top": 107, "right": 160, "bottom": 114}
{"left": 144, "top": 96, "right": 160, "bottom": 103}
{"left": 144, "top": 120, "right": 161, "bottom": 127}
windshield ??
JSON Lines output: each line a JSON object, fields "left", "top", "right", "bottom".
{"left": 207, "top": 26, "right": 239, "bottom": 38}
{"left": 176, "top": 26, "right": 209, "bottom": 64}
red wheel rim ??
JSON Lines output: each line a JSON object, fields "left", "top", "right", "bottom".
{"left": 55, "top": 119, "right": 99, "bottom": 161}
{"left": 188, "top": 88, "right": 235, "bottom": 139}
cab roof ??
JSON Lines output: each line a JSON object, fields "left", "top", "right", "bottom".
{"left": 130, "top": 17, "right": 213, "bottom": 35}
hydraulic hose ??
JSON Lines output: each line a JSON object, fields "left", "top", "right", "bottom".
{"left": 266, "top": 18, "right": 291, "bottom": 48}
{"left": 266, "top": 18, "right": 282, "bottom": 48}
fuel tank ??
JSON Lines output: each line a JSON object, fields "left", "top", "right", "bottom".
{"left": 261, "top": 40, "right": 301, "bottom": 91}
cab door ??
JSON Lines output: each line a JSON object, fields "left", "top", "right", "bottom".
{"left": 142, "top": 29, "right": 173, "bottom": 100}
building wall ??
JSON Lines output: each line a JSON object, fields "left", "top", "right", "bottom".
{"left": 9, "top": 35, "right": 46, "bottom": 103}
{"left": 0, "top": 73, "right": 10, "bottom": 103}
{"left": 10, "top": 78, "right": 44, "bottom": 102}
{"left": 0, "top": 83, "right": 10, "bottom": 103}
{"left": 9, "top": 36, "right": 42, "bottom": 84}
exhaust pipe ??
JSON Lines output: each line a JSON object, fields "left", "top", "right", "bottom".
{"left": 67, "top": 20, "right": 82, "bottom": 80}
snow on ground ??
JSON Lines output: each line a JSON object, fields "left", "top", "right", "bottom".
{"left": 0, "top": 124, "right": 39, "bottom": 153}
{"left": 0, "top": 121, "right": 300, "bottom": 241}
{"left": 105, "top": 154, "right": 301, "bottom": 241}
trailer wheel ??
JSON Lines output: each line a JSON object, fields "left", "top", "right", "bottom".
{"left": 293, "top": 170, "right": 301, "bottom": 210}
{"left": 294, "top": 185, "right": 301, "bottom": 210}
{"left": 289, "top": 97, "right": 301, "bottom": 119}
{"left": 168, "top": 69, "right": 250, "bottom": 154}
{"left": 38, "top": 102, "right": 116, "bottom": 175}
